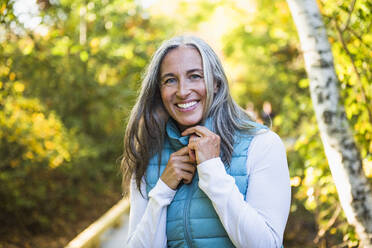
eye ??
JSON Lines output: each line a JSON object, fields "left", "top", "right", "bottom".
{"left": 190, "top": 74, "right": 202, "bottom": 80}
{"left": 164, "top": 77, "right": 177, "bottom": 85}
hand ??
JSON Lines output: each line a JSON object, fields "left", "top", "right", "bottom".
{"left": 160, "top": 146, "right": 196, "bottom": 190}
{"left": 182, "top": 126, "right": 221, "bottom": 165}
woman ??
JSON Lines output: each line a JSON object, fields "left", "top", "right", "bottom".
{"left": 122, "top": 36, "right": 291, "bottom": 247}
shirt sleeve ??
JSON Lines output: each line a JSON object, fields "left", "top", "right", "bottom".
{"left": 127, "top": 177, "right": 176, "bottom": 248}
{"left": 197, "top": 130, "right": 291, "bottom": 248}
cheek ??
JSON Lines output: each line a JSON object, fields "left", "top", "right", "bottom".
{"left": 160, "top": 89, "right": 172, "bottom": 109}
{"left": 198, "top": 86, "right": 207, "bottom": 101}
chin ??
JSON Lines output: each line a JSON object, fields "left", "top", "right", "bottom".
{"left": 175, "top": 118, "right": 202, "bottom": 130}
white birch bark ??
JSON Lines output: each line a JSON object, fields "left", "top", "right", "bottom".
{"left": 286, "top": 0, "right": 372, "bottom": 246}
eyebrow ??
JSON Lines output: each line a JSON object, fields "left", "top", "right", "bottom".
{"left": 187, "top": 69, "right": 203, "bottom": 74}
{"left": 160, "top": 69, "right": 203, "bottom": 81}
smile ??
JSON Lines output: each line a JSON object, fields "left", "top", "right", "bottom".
{"left": 176, "top": 101, "right": 198, "bottom": 111}
{"left": 177, "top": 101, "right": 197, "bottom": 109}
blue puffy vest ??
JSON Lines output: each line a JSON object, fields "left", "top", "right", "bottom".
{"left": 145, "top": 118, "right": 265, "bottom": 247}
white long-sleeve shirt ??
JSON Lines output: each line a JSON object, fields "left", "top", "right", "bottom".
{"left": 127, "top": 130, "right": 291, "bottom": 248}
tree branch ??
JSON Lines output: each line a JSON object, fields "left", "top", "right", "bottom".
{"left": 346, "top": 26, "right": 372, "bottom": 50}
{"left": 341, "top": 0, "right": 356, "bottom": 32}
{"left": 314, "top": 205, "right": 342, "bottom": 244}
{"left": 334, "top": 20, "right": 372, "bottom": 124}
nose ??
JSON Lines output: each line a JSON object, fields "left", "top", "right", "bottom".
{"left": 176, "top": 77, "right": 190, "bottom": 98}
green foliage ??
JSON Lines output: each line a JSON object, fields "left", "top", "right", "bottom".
{"left": 1, "top": 0, "right": 370, "bottom": 246}
{"left": 180, "top": 0, "right": 370, "bottom": 245}
{"left": 0, "top": 82, "right": 77, "bottom": 169}
{"left": 320, "top": 0, "right": 372, "bottom": 161}
{"left": 0, "top": 0, "right": 174, "bottom": 234}
{"left": 0, "top": 77, "right": 78, "bottom": 229}
{"left": 222, "top": 0, "right": 370, "bottom": 246}
{"left": 217, "top": 2, "right": 334, "bottom": 244}
{"left": 0, "top": 0, "right": 15, "bottom": 24}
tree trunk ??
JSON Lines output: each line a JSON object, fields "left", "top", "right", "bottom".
{"left": 286, "top": 0, "right": 372, "bottom": 246}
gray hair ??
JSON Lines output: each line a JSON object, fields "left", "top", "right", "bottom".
{"left": 121, "top": 35, "right": 257, "bottom": 194}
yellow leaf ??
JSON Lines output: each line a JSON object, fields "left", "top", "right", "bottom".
{"left": 290, "top": 176, "right": 301, "bottom": 187}
{"left": 90, "top": 38, "right": 100, "bottom": 49}
{"left": 50, "top": 155, "right": 63, "bottom": 168}
{"left": 44, "top": 140, "right": 55, "bottom": 150}
{"left": 14, "top": 82, "right": 25, "bottom": 93}
{"left": 299, "top": 79, "right": 309, "bottom": 88}
{"left": 363, "top": 159, "right": 372, "bottom": 178}
{"left": 0, "top": 4, "right": 6, "bottom": 14}
{"left": 80, "top": 51, "right": 89, "bottom": 62}
{"left": 9, "top": 72, "right": 16, "bottom": 81}
{"left": 25, "top": 151, "right": 34, "bottom": 159}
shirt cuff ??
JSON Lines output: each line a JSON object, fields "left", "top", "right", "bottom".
{"left": 198, "top": 157, "right": 226, "bottom": 175}
{"left": 148, "top": 178, "right": 177, "bottom": 206}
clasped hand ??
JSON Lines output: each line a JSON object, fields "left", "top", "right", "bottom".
{"left": 160, "top": 126, "right": 220, "bottom": 190}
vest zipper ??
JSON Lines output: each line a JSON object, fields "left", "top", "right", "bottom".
{"left": 184, "top": 176, "right": 198, "bottom": 247}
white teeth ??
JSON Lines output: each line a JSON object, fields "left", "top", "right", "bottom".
{"left": 177, "top": 101, "right": 197, "bottom": 109}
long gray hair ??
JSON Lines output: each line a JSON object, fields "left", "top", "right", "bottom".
{"left": 121, "top": 36, "right": 257, "bottom": 194}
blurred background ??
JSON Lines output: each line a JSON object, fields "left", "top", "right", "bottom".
{"left": 0, "top": 0, "right": 371, "bottom": 247}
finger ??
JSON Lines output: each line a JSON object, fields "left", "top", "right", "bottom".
{"left": 179, "top": 163, "right": 196, "bottom": 174}
{"left": 175, "top": 155, "right": 194, "bottom": 163}
{"left": 187, "top": 140, "right": 198, "bottom": 151}
{"left": 189, "top": 134, "right": 200, "bottom": 143}
{"left": 181, "top": 171, "right": 195, "bottom": 184}
{"left": 188, "top": 134, "right": 198, "bottom": 163}
{"left": 182, "top": 125, "right": 215, "bottom": 137}
{"left": 172, "top": 146, "right": 190, "bottom": 156}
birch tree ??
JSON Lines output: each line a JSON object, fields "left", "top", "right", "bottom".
{"left": 286, "top": 0, "right": 372, "bottom": 246}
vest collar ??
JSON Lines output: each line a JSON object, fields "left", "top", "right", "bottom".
{"left": 165, "top": 117, "right": 214, "bottom": 151}
{"left": 165, "top": 119, "right": 189, "bottom": 151}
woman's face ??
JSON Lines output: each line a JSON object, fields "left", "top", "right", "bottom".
{"left": 160, "top": 46, "right": 206, "bottom": 131}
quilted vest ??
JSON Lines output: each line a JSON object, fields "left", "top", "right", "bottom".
{"left": 145, "top": 118, "right": 265, "bottom": 247}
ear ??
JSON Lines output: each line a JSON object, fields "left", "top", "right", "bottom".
{"left": 213, "top": 81, "right": 219, "bottom": 94}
